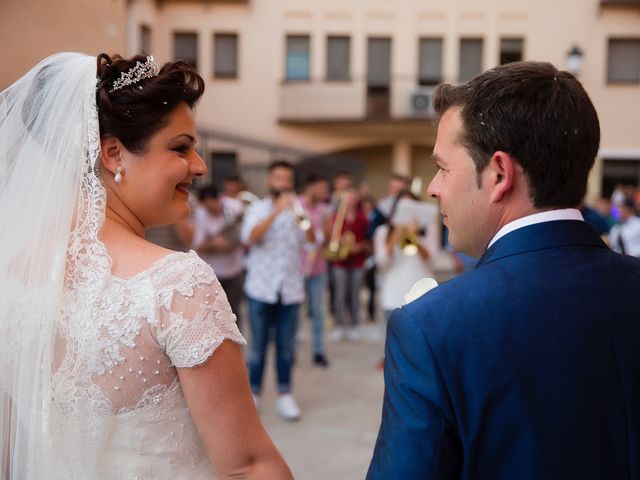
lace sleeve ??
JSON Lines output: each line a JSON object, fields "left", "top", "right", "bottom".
{"left": 155, "top": 259, "right": 246, "bottom": 368}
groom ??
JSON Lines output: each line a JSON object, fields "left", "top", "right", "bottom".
{"left": 367, "top": 61, "right": 640, "bottom": 479}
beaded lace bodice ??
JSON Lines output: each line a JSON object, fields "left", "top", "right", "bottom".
{"left": 50, "top": 250, "right": 246, "bottom": 479}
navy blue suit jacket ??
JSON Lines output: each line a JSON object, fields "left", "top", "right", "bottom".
{"left": 367, "top": 220, "right": 640, "bottom": 479}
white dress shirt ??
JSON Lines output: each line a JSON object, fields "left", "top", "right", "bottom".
{"left": 487, "top": 208, "right": 584, "bottom": 249}
{"left": 240, "top": 197, "right": 307, "bottom": 305}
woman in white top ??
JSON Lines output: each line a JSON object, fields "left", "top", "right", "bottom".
{"left": 373, "top": 192, "right": 438, "bottom": 321}
{"left": 0, "top": 52, "right": 290, "bottom": 479}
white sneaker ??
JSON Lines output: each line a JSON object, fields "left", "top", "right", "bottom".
{"left": 330, "top": 326, "right": 345, "bottom": 342}
{"left": 275, "top": 393, "right": 301, "bottom": 421}
{"left": 346, "top": 327, "right": 361, "bottom": 342}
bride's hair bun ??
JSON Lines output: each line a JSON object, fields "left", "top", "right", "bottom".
{"left": 95, "top": 52, "right": 204, "bottom": 154}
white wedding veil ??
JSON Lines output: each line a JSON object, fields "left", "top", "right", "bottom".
{"left": 0, "top": 53, "right": 106, "bottom": 479}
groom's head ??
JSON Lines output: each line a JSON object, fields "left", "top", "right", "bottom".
{"left": 427, "top": 61, "right": 600, "bottom": 258}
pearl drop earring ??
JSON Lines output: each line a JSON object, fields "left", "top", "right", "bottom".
{"left": 114, "top": 166, "right": 123, "bottom": 184}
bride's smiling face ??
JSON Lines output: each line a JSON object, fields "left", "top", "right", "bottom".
{"left": 112, "top": 102, "right": 207, "bottom": 227}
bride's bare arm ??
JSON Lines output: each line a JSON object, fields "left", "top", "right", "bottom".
{"left": 177, "top": 341, "right": 292, "bottom": 479}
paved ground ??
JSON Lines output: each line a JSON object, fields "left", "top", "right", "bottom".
{"left": 254, "top": 318, "right": 386, "bottom": 480}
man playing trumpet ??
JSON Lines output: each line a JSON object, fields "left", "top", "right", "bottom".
{"left": 241, "top": 160, "right": 315, "bottom": 421}
{"left": 373, "top": 191, "right": 438, "bottom": 323}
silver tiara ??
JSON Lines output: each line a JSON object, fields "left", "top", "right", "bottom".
{"left": 109, "top": 55, "right": 159, "bottom": 93}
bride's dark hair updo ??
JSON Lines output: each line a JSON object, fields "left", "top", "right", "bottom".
{"left": 96, "top": 53, "right": 205, "bottom": 154}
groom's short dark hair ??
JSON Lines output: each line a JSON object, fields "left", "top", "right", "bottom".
{"left": 433, "top": 61, "right": 600, "bottom": 209}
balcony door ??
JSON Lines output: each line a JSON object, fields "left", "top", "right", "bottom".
{"left": 367, "top": 38, "right": 391, "bottom": 119}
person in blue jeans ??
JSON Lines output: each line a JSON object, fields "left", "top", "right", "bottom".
{"left": 246, "top": 296, "right": 299, "bottom": 399}
{"left": 240, "top": 161, "right": 315, "bottom": 420}
{"left": 300, "top": 174, "right": 330, "bottom": 367}
{"left": 304, "top": 274, "right": 327, "bottom": 365}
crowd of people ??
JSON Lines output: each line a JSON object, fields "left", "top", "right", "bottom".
{"left": 150, "top": 166, "right": 640, "bottom": 424}
{"left": 149, "top": 165, "right": 440, "bottom": 420}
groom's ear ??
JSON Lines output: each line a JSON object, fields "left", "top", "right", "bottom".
{"left": 100, "top": 137, "right": 122, "bottom": 175}
{"left": 486, "top": 151, "right": 519, "bottom": 204}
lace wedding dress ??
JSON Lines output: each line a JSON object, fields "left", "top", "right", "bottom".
{"left": 51, "top": 251, "right": 245, "bottom": 479}
{"left": 0, "top": 53, "right": 244, "bottom": 479}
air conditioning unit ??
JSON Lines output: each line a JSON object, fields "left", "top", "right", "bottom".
{"left": 409, "top": 87, "right": 435, "bottom": 117}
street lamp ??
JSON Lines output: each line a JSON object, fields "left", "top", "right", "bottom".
{"left": 566, "top": 45, "right": 584, "bottom": 77}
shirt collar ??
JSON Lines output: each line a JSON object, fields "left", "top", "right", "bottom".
{"left": 487, "top": 208, "right": 584, "bottom": 249}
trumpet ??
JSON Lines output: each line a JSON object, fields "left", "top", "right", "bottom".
{"left": 398, "top": 228, "right": 420, "bottom": 256}
{"left": 290, "top": 194, "right": 312, "bottom": 232}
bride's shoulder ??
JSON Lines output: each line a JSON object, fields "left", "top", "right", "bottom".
{"left": 106, "top": 232, "right": 207, "bottom": 279}
{"left": 105, "top": 232, "right": 217, "bottom": 293}
{"left": 105, "top": 230, "right": 181, "bottom": 278}
{"left": 150, "top": 251, "right": 222, "bottom": 313}
{"left": 146, "top": 249, "right": 217, "bottom": 294}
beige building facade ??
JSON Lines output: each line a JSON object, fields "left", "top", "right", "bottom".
{"left": 124, "top": 0, "right": 640, "bottom": 200}
{"left": 0, "top": 0, "right": 127, "bottom": 89}
{"left": 2, "top": 0, "right": 639, "bottom": 200}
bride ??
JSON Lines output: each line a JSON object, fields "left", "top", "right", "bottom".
{"left": 0, "top": 52, "right": 292, "bottom": 479}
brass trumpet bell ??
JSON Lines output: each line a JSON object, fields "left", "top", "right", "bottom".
{"left": 296, "top": 215, "right": 312, "bottom": 232}
{"left": 399, "top": 230, "right": 420, "bottom": 256}
{"left": 291, "top": 194, "right": 312, "bottom": 231}
{"left": 324, "top": 231, "right": 355, "bottom": 262}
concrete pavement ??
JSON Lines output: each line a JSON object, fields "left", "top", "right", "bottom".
{"left": 254, "top": 320, "right": 386, "bottom": 480}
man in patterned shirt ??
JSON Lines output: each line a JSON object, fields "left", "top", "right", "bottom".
{"left": 241, "top": 160, "right": 315, "bottom": 420}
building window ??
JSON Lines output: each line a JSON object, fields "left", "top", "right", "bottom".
{"left": 140, "top": 25, "right": 151, "bottom": 56}
{"left": 418, "top": 38, "right": 443, "bottom": 85}
{"left": 214, "top": 33, "right": 238, "bottom": 78}
{"left": 286, "top": 35, "right": 310, "bottom": 81}
{"left": 366, "top": 37, "right": 392, "bottom": 118}
{"left": 608, "top": 39, "right": 640, "bottom": 83}
{"left": 174, "top": 32, "right": 198, "bottom": 71}
{"left": 459, "top": 38, "right": 483, "bottom": 82}
{"left": 500, "top": 38, "right": 523, "bottom": 65}
{"left": 327, "top": 36, "right": 350, "bottom": 81}
{"left": 367, "top": 37, "right": 392, "bottom": 86}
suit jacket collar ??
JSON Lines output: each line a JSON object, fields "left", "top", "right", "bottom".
{"left": 476, "top": 220, "right": 609, "bottom": 268}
